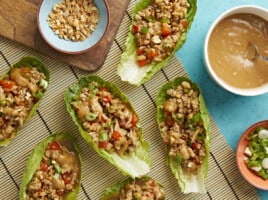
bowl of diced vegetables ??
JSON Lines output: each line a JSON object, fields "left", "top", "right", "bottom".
{"left": 236, "top": 120, "right": 268, "bottom": 190}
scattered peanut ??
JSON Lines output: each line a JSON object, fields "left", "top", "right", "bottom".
{"left": 47, "top": 0, "right": 100, "bottom": 42}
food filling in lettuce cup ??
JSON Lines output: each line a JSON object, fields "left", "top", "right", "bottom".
{"left": 100, "top": 176, "right": 165, "bottom": 200}
{"left": 0, "top": 56, "right": 49, "bottom": 146}
{"left": 117, "top": 0, "right": 197, "bottom": 86}
{"left": 64, "top": 75, "right": 151, "bottom": 178}
{"left": 156, "top": 77, "right": 210, "bottom": 193}
{"left": 19, "top": 132, "right": 82, "bottom": 200}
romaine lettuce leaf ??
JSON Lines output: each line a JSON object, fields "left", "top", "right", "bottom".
{"left": 19, "top": 132, "right": 82, "bottom": 200}
{"left": 64, "top": 75, "right": 151, "bottom": 178}
{"left": 156, "top": 77, "right": 210, "bottom": 193}
{"left": 0, "top": 56, "right": 50, "bottom": 147}
{"left": 117, "top": 0, "right": 197, "bottom": 86}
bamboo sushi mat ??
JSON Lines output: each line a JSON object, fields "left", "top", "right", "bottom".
{"left": 0, "top": 1, "right": 260, "bottom": 200}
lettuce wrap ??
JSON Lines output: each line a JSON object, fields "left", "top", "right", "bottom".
{"left": 117, "top": 0, "right": 197, "bottom": 86}
{"left": 156, "top": 77, "right": 210, "bottom": 193}
{"left": 64, "top": 75, "right": 151, "bottom": 178}
{"left": 0, "top": 56, "right": 49, "bottom": 146}
{"left": 19, "top": 132, "right": 82, "bottom": 200}
{"left": 100, "top": 176, "right": 165, "bottom": 200}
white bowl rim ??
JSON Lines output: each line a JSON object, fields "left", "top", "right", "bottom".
{"left": 203, "top": 5, "right": 268, "bottom": 96}
{"left": 37, "top": 0, "right": 110, "bottom": 54}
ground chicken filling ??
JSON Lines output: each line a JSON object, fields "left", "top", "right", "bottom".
{"left": 71, "top": 81, "right": 140, "bottom": 155}
{"left": 159, "top": 81, "right": 206, "bottom": 174}
{"left": 26, "top": 140, "right": 80, "bottom": 200}
{"left": 0, "top": 67, "right": 47, "bottom": 141}
{"left": 118, "top": 178, "right": 165, "bottom": 200}
{"left": 133, "top": 0, "right": 190, "bottom": 67}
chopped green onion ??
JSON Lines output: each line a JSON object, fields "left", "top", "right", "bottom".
{"left": 145, "top": 16, "right": 154, "bottom": 22}
{"left": 261, "top": 138, "right": 268, "bottom": 147}
{"left": 0, "top": 99, "right": 7, "bottom": 106}
{"left": 141, "top": 26, "right": 149, "bottom": 34}
{"left": 108, "top": 106, "right": 116, "bottom": 113}
{"left": 33, "top": 90, "right": 43, "bottom": 99}
{"left": 88, "top": 84, "right": 95, "bottom": 92}
{"left": 86, "top": 112, "right": 97, "bottom": 121}
{"left": 191, "top": 112, "right": 201, "bottom": 124}
{"left": 183, "top": 88, "right": 189, "bottom": 93}
{"left": 99, "top": 132, "right": 108, "bottom": 141}
{"left": 54, "top": 163, "right": 62, "bottom": 174}
{"left": 188, "top": 123, "right": 196, "bottom": 131}
{"left": 174, "top": 154, "right": 182, "bottom": 163}
{"left": 53, "top": 173, "right": 60, "bottom": 179}
{"left": 171, "top": 112, "right": 184, "bottom": 122}
{"left": 197, "top": 133, "right": 205, "bottom": 140}
{"left": 245, "top": 128, "right": 268, "bottom": 179}
{"left": 39, "top": 79, "right": 48, "bottom": 89}
{"left": 103, "top": 121, "right": 113, "bottom": 128}
{"left": 134, "top": 193, "right": 139, "bottom": 200}
{"left": 160, "top": 17, "right": 169, "bottom": 23}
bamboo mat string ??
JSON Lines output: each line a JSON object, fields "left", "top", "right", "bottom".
{"left": 0, "top": 1, "right": 260, "bottom": 199}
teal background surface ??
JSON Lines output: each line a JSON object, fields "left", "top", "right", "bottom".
{"left": 176, "top": 0, "right": 268, "bottom": 199}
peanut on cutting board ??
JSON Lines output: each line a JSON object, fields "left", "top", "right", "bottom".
{"left": 47, "top": 0, "right": 100, "bottom": 42}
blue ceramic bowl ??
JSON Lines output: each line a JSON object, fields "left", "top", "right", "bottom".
{"left": 38, "top": 0, "right": 109, "bottom": 54}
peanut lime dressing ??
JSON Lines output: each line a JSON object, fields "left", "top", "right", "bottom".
{"left": 208, "top": 14, "right": 268, "bottom": 89}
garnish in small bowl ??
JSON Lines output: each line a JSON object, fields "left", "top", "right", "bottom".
{"left": 236, "top": 120, "right": 268, "bottom": 190}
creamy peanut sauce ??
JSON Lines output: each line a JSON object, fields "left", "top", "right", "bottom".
{"left": 208, "top": 14, "right": 268, "bottom": 89}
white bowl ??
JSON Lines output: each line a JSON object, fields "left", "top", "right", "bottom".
{"left": 38, "top": 0, "right": 109, "bottom": 54}
{"left": 203, "top": 5, "right": 268, "bottom": 96}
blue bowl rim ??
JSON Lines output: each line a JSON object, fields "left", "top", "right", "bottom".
{"left": 37, "top": 0, "right": 110, "bottom": 54}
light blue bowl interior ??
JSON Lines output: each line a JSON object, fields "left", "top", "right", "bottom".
{"left": 38, "top": 0, "right": 108, "bottom": 53}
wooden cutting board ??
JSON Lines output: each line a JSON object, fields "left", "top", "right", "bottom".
{"left": 0, "top": 0, "right": 130, "bottom": 71}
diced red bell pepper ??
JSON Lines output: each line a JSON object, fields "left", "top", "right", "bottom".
{"left": 98, "top": 141, "right": 108, "bottom": 148}
{"left": 119, "top": 120, "right": 126, "bottom": 129}
{"left": 20, "top": 67, "right": 30, "bottom": 77}
{"left": 137, "top": 59, "right": 149, "bottom": 67}
{"left": 181, "top": 19, "right": 188, "bottom": 28}
{"left": 161, "top": 24, "right": 172, "bottom": 37}
{"left": 165, "top": 111, "right": 172, "bottom": 116}
{"left": 192, "top": 142, "right": 201, "bottom": 150}
{"left": 112, "top": 131, "right": 121, "bottom": 140}
{"left": 16, "top": 101, "right": 25, "bottom": 106}
{"left": 40, "top": 161, "right": 48, "bottom": 172}
{"left": 133, "top": 24, "right": 139, "bottom": 33}
{"left": 131, "top": 113, "right": 138, "bottom": 127}
{"left": 137, "top": 48, "right": 145, "bottom": 56}
{"left": 100, "top": 86, "right": 108, "bottom": 92}
{"left": 50, "top": 140, "right": 60, "bottom": 150}
{"left": 147, "top": 49, "right": 158, "bottom": 60}
{"left": 99, "top": 116, "right": 105, "bottom": 124}
{"left": 0, "top": 80, "right": 15, "bottom": 91}
{"left": 103, "top": 95, "right": 111, "bottom": 103}
{"left": 166, "top": 116, "right": 174, "bottom": 127}
{"left": 62, "top": 172, "right": 71, "bottom": 184}
{"left": 57, "top": 190, "right": 64, "bottom": 196}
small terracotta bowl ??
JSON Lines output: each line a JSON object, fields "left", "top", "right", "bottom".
{"left": 37, "top": 0, "right": 109, "bottom": 54}
{"left": 236, "top": 120, "right": 268, "bottom": 190}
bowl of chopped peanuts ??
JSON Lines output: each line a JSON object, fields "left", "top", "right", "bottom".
{"left": 38, "top": 0, "right": 109, "bottom": 54}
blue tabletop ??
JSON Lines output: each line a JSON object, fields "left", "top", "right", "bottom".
{"left": 176, "top": 0, "right": 268, "bottom": 199}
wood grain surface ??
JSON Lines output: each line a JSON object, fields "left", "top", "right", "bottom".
{"left": 0, "top": 0, "right": 130, "bottom": 71}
